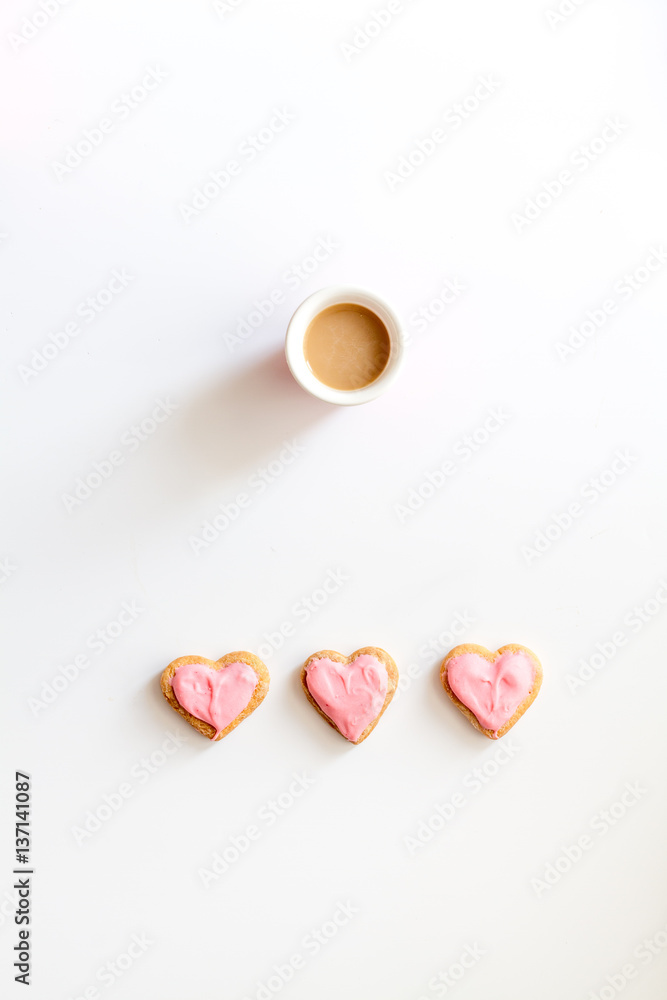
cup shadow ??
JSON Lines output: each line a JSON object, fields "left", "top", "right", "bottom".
{"left": 172, "top": 347, "right": 332, "bottom": 490}
{"left": 129, "top": 346, "right": 336, "bottom": 535}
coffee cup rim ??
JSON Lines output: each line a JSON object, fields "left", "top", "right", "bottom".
{"left": 284, "top": 285, "right": 406, "bottom": 405}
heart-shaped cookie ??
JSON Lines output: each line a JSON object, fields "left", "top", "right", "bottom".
{"left": 440, "top": 643, "right": 542, "bottom": 739}
{"left": 161, "top": 652, "right": 269, "bottom": 741}
{"left": 301, "top": 647, "right": 398, "bottom": 744}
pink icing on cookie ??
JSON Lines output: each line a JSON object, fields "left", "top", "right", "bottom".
{"left": 447, "top": 651, "right": 536, "bottom": 736}
{"left": 305, "top": 654, "right": 388, "bottom": 742}
{"left": 171, "top": 661, "right": 258, "bottom": 740}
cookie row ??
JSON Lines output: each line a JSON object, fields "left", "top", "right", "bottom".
{"left": 160, "top": 643, "right": 543, "bottom": 743}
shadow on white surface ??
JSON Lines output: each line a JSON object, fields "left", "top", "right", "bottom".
{"left": 176, "top": 347, "right": 331, "bottom": 484}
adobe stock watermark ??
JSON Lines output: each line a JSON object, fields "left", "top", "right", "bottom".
{"left": 416, "top": 943, "right": 486, "bottom": 999}
{"left": 394, "top": 407, "right": 510, "bottom": 523}
{"left": 401, "top": 277, "right": 466, "bottom": 345}
{"left": 213, "top": 0, "right": 249, "bottom": 17}
{"left": 188, "top": 439, "right": 306, "bottom": 554}
{"left": 404, "top": 740, "right": 521, "bottom": 855}
{"left": 545, "top": 0, "right": 593, "bottom": 29}
{"left": 71, "top": 732, "right": 187, "bottom": 846}
{"left": 224, "top": 235, "right": 339, "bottom": 351}
{"left": 396, "top": 611, "right": 476, "bottom": 698}
{"left": 51, "top": 67, "right": 168, "bottom": 180}
{"left": 18, "top": 269, "right": 134, "bottom": 384}
{"left": 65, "top": 933, "right": 153, "bottom": 999}
{"left": 0, "top": 557, "right": 17, "bottom": 585}
{"left": 240, "top": 901, "right": 358, "bottom": 1000}
{"left": 339, "top": 0, "right": 421, "bottom": 63}
{"left": 585, "top": 918, "right": 667, "bottom": 1000}
{"left": 256, "top": 568, "right": 349, "bottom": 662}
{"left": 521, "top": 449, "right": 637, "bottom": 564}
{"left": 198, "top": 772, "right": 315, "bottom": 887}
{"left": 565, "top": 578, "right": 667, "bottom": 694}
{"left": 531, "top": 781, "right": 648, "bottom": 897}
{"left": 511, "top": 117, "right": 627, "bottom": 233}
{"left": 28, "top": 599, "right": 144, "bottom": 716}
{"left": 555, "top": 246, "right": 667, "bottom": 360}
{"left": 384, "top": 75, "right": 501, "bottom": 191}
{"left": 178, "top": 107, "right": 295, "bottom": 224}
{"left": 61, "top": 397, "right": 179, "bottom": 513}
{"left": 0, "top": 885, "right": 20, "bottom": 930}
{"left": 8, "top": 0, "right": 74, "bottom": 52}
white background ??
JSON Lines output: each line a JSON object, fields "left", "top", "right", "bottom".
{"left": 2, "top": 1, "right": 667, "bottom": 998}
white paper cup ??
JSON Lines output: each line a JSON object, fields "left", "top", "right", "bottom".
{"left": 285, "top": 286, "right": 405, "bottom": 405}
